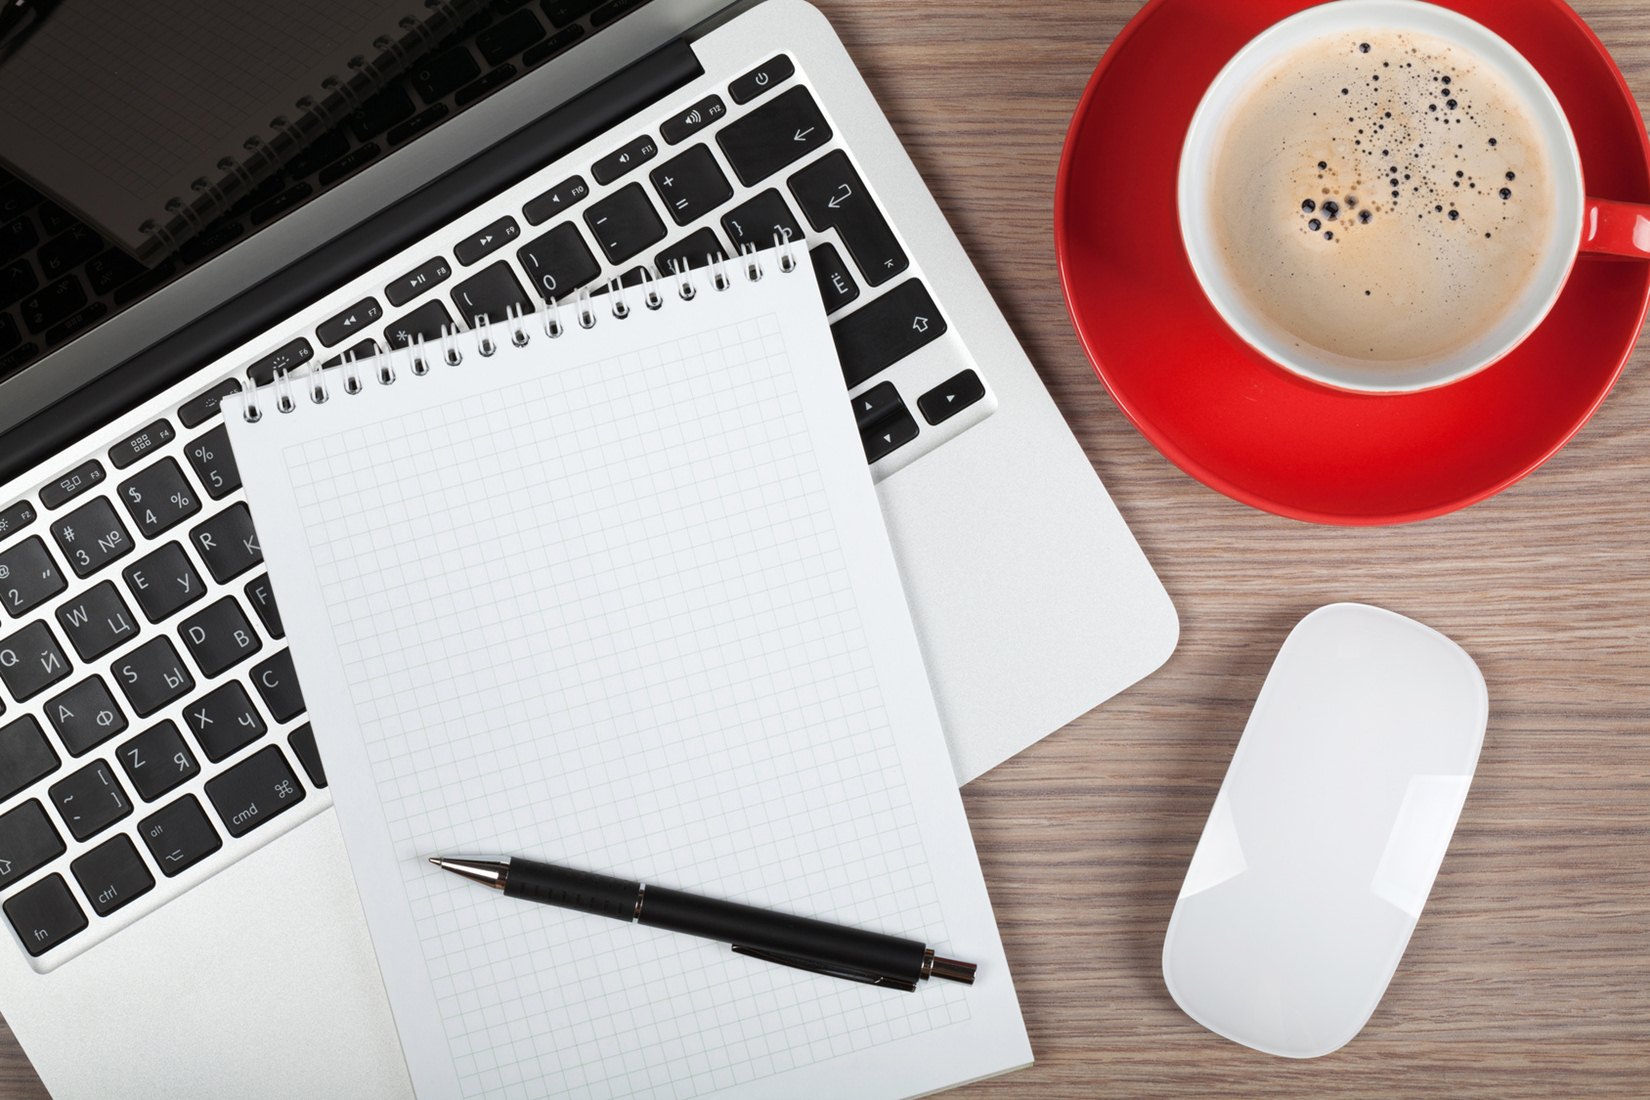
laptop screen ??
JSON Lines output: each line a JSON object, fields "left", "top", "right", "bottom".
{"left": 0, "top": 0, "right": 660, "bottom": 391}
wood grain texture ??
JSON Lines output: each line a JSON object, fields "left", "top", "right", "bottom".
{"left": 4, "top": 1, "right": 1646, "bottom": 1095}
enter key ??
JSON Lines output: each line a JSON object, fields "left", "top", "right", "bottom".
{"left": 789, "top": 150, "right": 909, "bottom": 286}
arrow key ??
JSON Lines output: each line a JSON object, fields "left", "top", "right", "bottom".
{"left": 860, "top": 405, "right": 919, "bottom": 465}
{"left": 851, "top": 381, "right": 903, "bottom": 429}
{"left": 918, "top": 369, "right": 986, "bottom": 426}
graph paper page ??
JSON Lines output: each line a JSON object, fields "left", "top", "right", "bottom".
{"left": 225, "top": 258, "right": 1030, "bottom": 1098}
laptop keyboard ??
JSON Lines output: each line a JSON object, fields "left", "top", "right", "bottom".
{"left": 0, "top": 52, "right": 993, "bottom": 968}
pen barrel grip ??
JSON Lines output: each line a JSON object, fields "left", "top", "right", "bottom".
{"left": 504, "top": 859, "right": 639, "bottom": 922}
{"left": 641, "top": 886, "right": 928, "bottom": 982}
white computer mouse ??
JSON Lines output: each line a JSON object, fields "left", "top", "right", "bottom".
{"left": 1162, "top": 603, "right": 1488, "bottom": 1059}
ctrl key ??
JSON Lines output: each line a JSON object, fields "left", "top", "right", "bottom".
{"left": 138, "top": 795, "right": 221, "bottom": 878}
{"left": 71, "top": 835, "right": 154, "bottom": 917}
{"left": 4, "top": 874, "right": 86, "bottom": 957}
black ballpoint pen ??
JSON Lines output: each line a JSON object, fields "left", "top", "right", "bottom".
{"left": 429, "top": 855, "right": 978, "bottom": 992}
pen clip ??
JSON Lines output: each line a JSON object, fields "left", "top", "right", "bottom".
{"left": 731, "top": 946, "right": 918, "bottom": 993}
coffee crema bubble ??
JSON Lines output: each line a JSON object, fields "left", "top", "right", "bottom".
{"left": 1209, "top": 29, "right": 1556, "bottom": 364}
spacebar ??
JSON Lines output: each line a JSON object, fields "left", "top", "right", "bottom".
{"left": 829, "top": 279, "right": 947, "bottom": 390}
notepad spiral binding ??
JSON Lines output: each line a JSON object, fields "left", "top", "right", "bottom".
{"left": 138, "top": 0, "right": 488, "bottom": 259}
{"left": 240, "top": 241, "right": 801, "bottom": 423}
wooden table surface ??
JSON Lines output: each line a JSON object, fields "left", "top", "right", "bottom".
{"left": 5, "top": 1, "right": 1647, "bottom": 1096}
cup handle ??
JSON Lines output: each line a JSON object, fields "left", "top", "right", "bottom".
{"left": 1580, "top": 198, "right": 1650, "bottom": 259}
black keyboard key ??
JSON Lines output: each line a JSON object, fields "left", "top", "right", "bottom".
{"left": 0, "top": 621, "right": 70, "bottom": 701}
{"left": 660, "top": 94, "right": 727, "bottom": 145}
{"left": 521, "top": 23, "right": 583, "bottom": 67}
{"left": 316, "top": 297, "right": 384, "bottom": 347}
{"left": 206, "top": 745, "right": 306, "bottom": 838}
{"left": 830, "top": 279, "right": 947, "bottom": 389}
{"left": 0, "top": 801, "right": 63, "bottom": 895}
{"left": 317, "top": 143, "right": 381, "bottom": 187}
{"left": 0, "top": 716, "right": 59, "bottom": 802}
{"left": 138, "top": 795, "right": 220, "bottom": 877}
{"left": 348, "top": 83, "right": 416, "bottom": 142}
{"left": 522, "top": 175, "right": 590, "bottom": 225}
{"left": 55, "top": 581, "right": 139, "bottom": 661}
{"left": 177, "top": 378, "right": 242, "bottom": 428}
{"left": 285, "top": 128, "right": 350, "bottom": 180}
{"left": 0, "top": 537, "right": 67, "bottom": 618}
{"left": 861, "top": 405, "right": 920, "bottom": 464}
{"left": 454, "top": 65, "right": 515, "bottom": 108}
{"left": 287, "top": 723, "right": 326, "bottom": 788}
{"left": 180, "top": 597, "right": 262, "bottom": 678}
{"left": 385, "top": 299, "right": 457, "bottom": 348}
{"left": 451, "top": 261, "right": 530, "bottom": 326}
{"left": 71, "top": 835, "right": 154, "bottom": 917}
{"left": 248, "top": 182, "right": 314, "bottom": 226}
{"left": 84, "top": 248, "right": 148, "bottom": 295}
{"left": 592, "top": 134, "right": 659, "bottom": 186}
{"left": 38, "top": 458, "right": 107, "bottom": 509}
{"left": 852, "top": 381, "right": 904, "bottom": 429}
{"left": 252, "top": 650, "right": 305, "bottom": 723}
{"left": 186, "top": 681, "right": 266, "bottom": 763}
{"left": 590, "top": 0, "right": 646, "bottom": 26}
{"left": 124, "top": 542, "right": 204, "bottom": 623}
{"left": 790, "top": 151, "right": 908, "bottom": 286}
{"left": 52, "top": 497, "right": 132, "bottom": 577}
{"left": 918, "top": 369, "right": 987, "bottom": 426}
{"left": 478, "top": 8, "right": 546, "bottom": 65}
{"left": 387, "top": 103, "right": 449, "bottom": 147}
{"left": 717, "top": 86, "right": 831, "bottom": 187}
{"left": 0, "top": 259, "right": 38, "bottom": 310}
{"left": 118, "top": 458, "right": 201, "bottom": 538}
{"left": 0, "top": 498, "right": 37, "bottom": 544}
{"left": 0, "top": 217, "right": 38, "bottom": 265}
{"left": 176, "top": 221, "right": 245, "bottom": 267}
{"left": 4, "top": 874, "right": 85, "bottom": 955}
{"left": 34, "top": 202, "right": 73, "bottom": 236}
{"left": 44, "top": 301, "right": 108, "bottom": 347}
{"left": 385, "top": 257, "right": 453, "bottom": 307}
{"left": 44, "top": 676, "right": 127, "bottom": 756}
{"left": 0, "top": 313, "right": 19, "bottom": 356}
{"left": 321, "top": 338, "right": 380, "bottom": 370}
{"left": 108, "top": 420, "right": 177, "bottom": 470}
{"left": 650, "top": 145, "right": 733, "bottom": 228}
{"left": 810, "top": 242, "right": 860, "bottom": 314}
{"left": 542, "top": 0, "right": 600, "bottom": 27}
{"left": 516, "top": 223, "right": 600, "bottom": 302}
{"left": 112, "top": 637, "right": 194, "bottom": 718}
{"left": 721, "top": 189, "right": 803, "bottom": 254}
{"left": 455, "top": 216, "right": 522, "bottom": 266}
{"left": 49, "top": 760, "right": 131, "bottom": 842}
{"left": 729, "top": 54, "right": 795, "bottom": 104}
{"left": 243, "top": 575, "right": 283, "bottom": 639}
{"left": 655, "top": 227, "right": 727, "bottom": 275}
{"left": 245, "top": 338, "right": 315, "bottom": 386}
{"left": 20, "top": 274, "right": 87, "bottom": 334}
{"left": 120, "top": 721, "right": 200, "bottom": 802}
{"left": 37, "top": 225, "right": 102, "bottom": 279}
{"left": 190, "top": 503, "right": 261, "bottom": 583}
{"left": 410, "top": 46, "right": 482, "bottom": 104}
{"left": 583, "top": 181, "right": 668, "bottom": 265}
{"left": 185, "top": 425, "right": 241, "bottom": 501}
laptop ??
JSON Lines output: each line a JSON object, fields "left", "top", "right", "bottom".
{"left": 0, "top": 1, "right": 1177, "bottom": 1095}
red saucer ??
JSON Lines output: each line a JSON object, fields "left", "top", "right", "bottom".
{"left": 1056, "top": 0, "right": 1650, "bottom": 526}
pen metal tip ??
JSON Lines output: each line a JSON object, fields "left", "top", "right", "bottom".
{"left": 428, "top": 856, "right": 510, "bottom": 890}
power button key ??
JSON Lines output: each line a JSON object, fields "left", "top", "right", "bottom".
{"left": 730, "top": 55, "right": 795, "bottom": 104}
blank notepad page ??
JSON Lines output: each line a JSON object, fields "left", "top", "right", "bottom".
{"left": 225, "top": 256, "right": 1030, "bottom": 1099}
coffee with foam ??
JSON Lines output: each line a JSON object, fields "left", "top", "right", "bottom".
{"left": 1208, "top": 29, "right": 1557, "bottom": 365}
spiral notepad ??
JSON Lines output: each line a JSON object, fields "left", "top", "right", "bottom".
{"left": 222, "top": 250, "right": 1030, "bottom": 1099}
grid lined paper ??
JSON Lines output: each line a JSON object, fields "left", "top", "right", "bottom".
{"left": 225, "top": 257, "right": 1030, "bottom": 1099}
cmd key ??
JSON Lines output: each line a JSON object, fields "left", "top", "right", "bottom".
{"left": 716, "top": 86, "right": 831, "bottom": 186}
{"left": 205, "top": 745, "right": 306, "bottom": 837}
